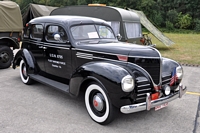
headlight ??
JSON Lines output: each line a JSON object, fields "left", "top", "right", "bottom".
{"left": 176, "top": 66, "right": 183, "bottom": 79}
{"left": 121, "top": 75, "right": 135, "bottom": 92}
{"left": 163, "top": 85, "right": 171, "bottom": 96}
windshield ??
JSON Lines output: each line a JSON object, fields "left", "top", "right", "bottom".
{"left": 70, "top": 25, "right": 115, "bottom": 40}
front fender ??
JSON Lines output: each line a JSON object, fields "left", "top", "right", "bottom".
{"left": 69, "top": 62, "right": 135, "bottom": 108}
{"left": 12, "top": 49, "right": 37, "bottom": 74}
{"left": 162, "top": 57, "right": 183, "bottom": 87}
{"left": 70, "top": 62, "right": 131, "bottom": 96}
{"left": 162, "top": 57, "right": 181, "bottom": 73}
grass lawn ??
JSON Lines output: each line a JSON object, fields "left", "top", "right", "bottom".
{"left": 149, "top": 33, "right": 200, "bottom": 65}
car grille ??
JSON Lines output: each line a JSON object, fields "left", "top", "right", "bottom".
{"left": 135, "top": 77, "right": 152, "bottom": 103}
{"left": 162, "top": 73, "right": 171, "bottom": 85}
{"left": 129, "top": 58, "right": 161, "bottom": 84}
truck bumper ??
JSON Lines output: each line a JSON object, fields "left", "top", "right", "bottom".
{"left": 120, "top": 84, "right": 187, "bottom": 114}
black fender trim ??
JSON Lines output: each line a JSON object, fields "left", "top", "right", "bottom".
{"left": 12, "top": 49, "right": 37, "bottom": 74}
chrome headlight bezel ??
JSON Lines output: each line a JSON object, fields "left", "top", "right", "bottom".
{"left": 121, "top": 75, "right": 135, "bottom": 92}
{"left": 176, "top": 66, "right": 183, "bottom": 79}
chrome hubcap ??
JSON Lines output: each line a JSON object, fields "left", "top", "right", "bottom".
{"left": 23, "top": 66, "right": 27, "bottom": 77}
{"left": 93, "top": 94, "right": 104, "bottom": 111}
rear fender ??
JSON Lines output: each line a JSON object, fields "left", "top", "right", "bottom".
{"left": 12, "top": 49, "right": 37, "bottom": 74}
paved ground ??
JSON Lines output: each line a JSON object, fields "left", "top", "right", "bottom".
{"left": 0, "top": 66, "right": 199, "bottom": 133}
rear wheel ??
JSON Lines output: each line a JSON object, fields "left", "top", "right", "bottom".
{"left": 0, "top": 46, "right": 13, "bottom": 69}
{"left": 19, "top": 60, "right": 33, "bottom": 85}
{"left": 85, "top": 82, "right": 116, "bottom": 125}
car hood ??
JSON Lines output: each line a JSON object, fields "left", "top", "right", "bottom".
{"left": 76, "top": 41, "right": 161, "bottom": 58}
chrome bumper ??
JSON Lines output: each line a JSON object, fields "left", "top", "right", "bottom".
{"left": 120, "top": 84, "right": 187, "bottom": 114}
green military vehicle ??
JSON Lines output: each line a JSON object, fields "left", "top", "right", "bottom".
{"left": 0, "top": 1, "right": 23, "bottom": 69}
{"left": 50, "top": 5, "right": 143, "bottom": 45}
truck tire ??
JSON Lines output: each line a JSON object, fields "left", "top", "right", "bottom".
{"left": 0, "top": 46, "right": 13, "bottom": 69}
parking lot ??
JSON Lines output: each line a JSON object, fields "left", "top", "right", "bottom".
{"left": 0, "top": 66, "right": 200, "bottom": 133}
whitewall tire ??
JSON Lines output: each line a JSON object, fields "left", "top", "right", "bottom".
{"left": 85, "top": 82, "right": 115, "bottom": 125}
{"left": 19, "top": 60, "right": 33, "bottom": 85}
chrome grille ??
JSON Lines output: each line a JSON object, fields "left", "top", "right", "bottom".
{"left": 135, "top": 77, "right": 152, "bottom": 103}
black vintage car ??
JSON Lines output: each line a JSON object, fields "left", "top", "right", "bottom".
{"left": 13, "top": 15, "right": 187, "bottom": 125}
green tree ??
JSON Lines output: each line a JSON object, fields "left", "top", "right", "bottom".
{"left": 175, "top": 12, "right": 192, "bottom": 29}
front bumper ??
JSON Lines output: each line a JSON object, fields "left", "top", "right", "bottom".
{"left": 120, "top": 84, "right": 187, "bottom": 114}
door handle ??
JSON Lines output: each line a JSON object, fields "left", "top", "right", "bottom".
{"left": 38, "top": 46, "right": 43, "bottom": 49}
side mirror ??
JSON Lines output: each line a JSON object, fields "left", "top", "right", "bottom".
{"left": 117, "top": 34, "right": 122, "bottom": 41}
{"left": 54, "top": 34, "right": 61, "bottom": 41}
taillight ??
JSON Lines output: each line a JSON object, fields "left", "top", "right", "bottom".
{"left": 17, "top": 37, "right": 21, "bottom": 42}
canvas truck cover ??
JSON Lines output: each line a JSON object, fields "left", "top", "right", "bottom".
{"left": 23, "top": 4, "right": 57, "bottom": 26}
{"left": 0, "top": 1, "right": 23, "bottom": 32}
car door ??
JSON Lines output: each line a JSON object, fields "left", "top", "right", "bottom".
{"left": 44, "top": 24, "right": 72, "bottom": 80}
{"left": 28, "top": 24, "right": 45, "bottom": 72}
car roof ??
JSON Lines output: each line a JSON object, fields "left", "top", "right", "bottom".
{"left": 29, "top": 15, "right": 108, "bottom": 26}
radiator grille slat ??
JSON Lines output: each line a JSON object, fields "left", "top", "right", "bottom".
{"left": 129, "top": 58, "right": 161, "bottom": 84}
{"left": 135, "top": 77, "right": 152, "bottom": 103}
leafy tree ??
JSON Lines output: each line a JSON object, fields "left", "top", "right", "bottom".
{"left": 175, "top": 13, "right": 192, "bottom": 29}
{"left": 166, "top": 10, "right": 178, "bottom": 25}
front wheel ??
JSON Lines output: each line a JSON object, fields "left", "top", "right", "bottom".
{"left": 19, "top": 60, "right": 33, "bottom": 85}
{"left": 85, "top": 82, "right": 115, "bottom": 125}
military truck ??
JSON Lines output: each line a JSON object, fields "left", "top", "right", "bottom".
{"left": 0, "top": 1, "right": 23, "bottom": 69}
{"left": 50, "top": 5, "right": 144, "bottom": 45}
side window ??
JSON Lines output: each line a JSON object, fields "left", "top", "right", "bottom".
{"left": 46, "top": 25, "right": 68, "bottom": 42}
{"left": 31, "top": 24, "right": 43, "bottom": 39}
{"left": 107, "top": 21, "right": 120, "bottom": 35}
{"left": 124, "top": 22, "right": 142, "bottom": 38}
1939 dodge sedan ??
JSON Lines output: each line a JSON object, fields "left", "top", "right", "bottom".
{"left": 13, "top": 16, "right": 187, "bottom": 125}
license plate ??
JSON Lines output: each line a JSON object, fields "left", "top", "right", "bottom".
{"left": 155, "top": 103, "right": 168, "bottom": 111}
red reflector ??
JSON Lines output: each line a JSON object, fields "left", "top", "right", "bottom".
{"left": 151, "top": 92, "right": 159, "bottom": 100}
{"left": 117, "top": 55, "right": 128, "bottom": 61}
{"left": 17, "top": 37, "right": 21, "bottom": 42}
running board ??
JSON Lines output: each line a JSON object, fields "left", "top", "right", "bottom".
{"left": 29, "top": 74, "right": 69, "bottom": 93}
